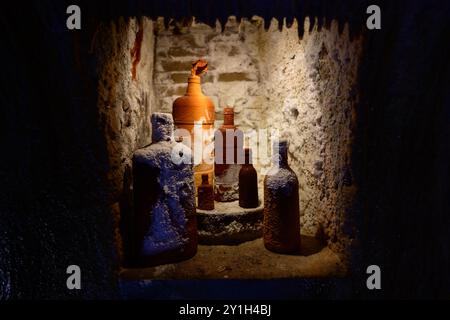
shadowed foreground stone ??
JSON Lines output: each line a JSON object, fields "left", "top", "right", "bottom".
{"left": 120, "top": 236, "right": 346, "bottom": 280}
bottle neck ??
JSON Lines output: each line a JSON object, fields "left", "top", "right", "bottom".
{"left": 276, "top": 150, "right": 289, "bottom": 167}
{"left": 201, "top": 175, "right": 209, "bottom": 185}
{"left": 223, "top": 108, "right": 235, "bottom": 127}
{"left": 273, "top": 141, "right": 289, "bottom": 167}
{"left": 151, "top": 114, "right": 173, "bottom": 143}
{"left": 244, "top": 148, "right": 253, "bottom": 165}
{"left": 152, "top": 131, "right": 172, "bottom": 143}
{"left": 186, "top": 76, "right": 203, "bottom": 96}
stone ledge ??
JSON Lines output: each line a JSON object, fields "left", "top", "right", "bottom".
{"left": 120, "top": 237, "right": 346, "bottom": 280}
{"left": 197, "top": 200, "right": 264, "bottom": 245}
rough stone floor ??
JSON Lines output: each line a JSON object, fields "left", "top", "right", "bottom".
{"left": 120, "top": 236, "right": 346, "bottom": 280}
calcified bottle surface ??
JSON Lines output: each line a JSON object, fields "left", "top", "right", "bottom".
{"left": 132, "top": 113, "right": 197, "bottom": 266}
{"left": 263, "top": 139, "right": 301, "bottom": 254}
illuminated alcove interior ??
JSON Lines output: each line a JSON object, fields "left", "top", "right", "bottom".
{"left": 94, "top": 15, "right": 363, "bottom": 279}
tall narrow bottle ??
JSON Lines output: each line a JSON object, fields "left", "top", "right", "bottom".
{"left": 239, "top": 148, "right": 259, "bottom": 208}
{"left": 263, "top": 139, "right": 301, "bottom": 254}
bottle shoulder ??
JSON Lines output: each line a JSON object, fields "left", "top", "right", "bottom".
{"left": 264, "top": 166, "right": 299, "bottom": 188}
{"left": 198, "top": 184, "right": 213, "bottom": 191}
{"left": 173, "top": 94, "right": 215, "bottom": 108}
{"left": 240, "top": 165, "right": 257, "bottom": 174}
{"left": 133, "top": 141, "right": 192, "bottom": 168}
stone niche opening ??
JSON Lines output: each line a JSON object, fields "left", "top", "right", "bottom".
{"left": 96, "top": 15, "right": 363, "bottom": 280}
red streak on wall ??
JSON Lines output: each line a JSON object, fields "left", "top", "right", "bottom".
{"left": 130, "top": 20, "right": 144, "bottom": 81}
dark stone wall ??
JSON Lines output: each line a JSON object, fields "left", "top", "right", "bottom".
{"left": 353, "top": 0, "right": 450, "bottom": 298}
{"left": 1, "top": 0, "right": 449, "bottom": 299}
{"left": 0, "top": 2, "right": 118, "bottom": 299}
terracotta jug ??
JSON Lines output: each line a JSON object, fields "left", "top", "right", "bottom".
{"left": 172, "top": 59, "right": 215, "bottom": 190}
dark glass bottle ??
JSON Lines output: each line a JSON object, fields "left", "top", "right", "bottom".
{"left": 263, "top": 139, "right": 301, "bottom": 254}
{"left": 197, "top": 174, "right": 215, "bottom": 210}
{"left": 239, "top": 148, "right": 259, "bottom": 208}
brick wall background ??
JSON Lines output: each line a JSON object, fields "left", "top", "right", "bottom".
{"left": 153, "top": 17, "right": 263, "bottom": 132}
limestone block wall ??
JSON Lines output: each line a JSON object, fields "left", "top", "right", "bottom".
{"left": 153, "top": 17, "right": 263, "bottom": 132}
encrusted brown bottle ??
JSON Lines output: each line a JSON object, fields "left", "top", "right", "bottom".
{"left": 214, "top": 107, "right": 243, "bottom": 201}
{"left": 197, "top": 174, "right": 215, "bottom": 210}
{"left": 263, "top": 139, "right": 301, "bottom": 254}
{"left": 239, "top": 148, "right": 259, "bottom": 208}
{"left": 132, "top": 113, "right": 197, "bottom": 267}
